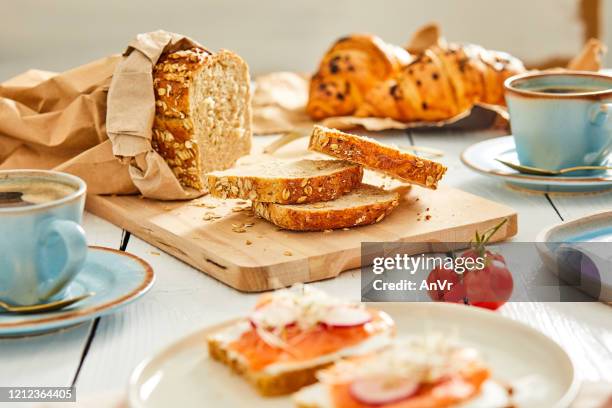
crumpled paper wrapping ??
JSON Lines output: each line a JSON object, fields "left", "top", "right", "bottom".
{"left": 0, "top": 30, "right": 211, "bottom": 200}
{"left": 252, "top": 24, "right": 607, "bottom": 134}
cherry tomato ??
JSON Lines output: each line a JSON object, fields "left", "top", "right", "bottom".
{"left": 462, "top": 250, "right": 513, "bottom": 310}
{"left": 426, "top": 266, "right": 465, "bottom": 303}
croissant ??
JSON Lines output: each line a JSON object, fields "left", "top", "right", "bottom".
{"left": 307, "top": 34, "right": 525, "bottom": 122}
{"left": 306, "top": 34, "right": 411, "bottom": 120}
{"left": 358, "top": 43, "right": 525, "bottom": 121}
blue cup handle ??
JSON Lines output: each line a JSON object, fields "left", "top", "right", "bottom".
{"left": 38, "top": 219, "right": 88, "bottom": 299}
{"left": 589, "top": 103, "right": 612, "bottom": 126}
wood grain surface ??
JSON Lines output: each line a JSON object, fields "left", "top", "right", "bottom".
{"left": 86, "top": 137, "right": 517, "bottom": 292}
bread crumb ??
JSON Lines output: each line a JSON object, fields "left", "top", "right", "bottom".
{"left": 245, "top": 240, "right": 252, "bottom": 245}
{"left": 283, "top": 250, "right": 292, "bottom": 256}
{"left": 203, "top": 212, "right": 221, "bottom": 221}
{"left": 150, "top": 251, "right": 161, "bottom": 256}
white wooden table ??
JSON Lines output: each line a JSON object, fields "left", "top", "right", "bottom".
{"left": 1, "top": 130, "right": 611, "bottom": 406}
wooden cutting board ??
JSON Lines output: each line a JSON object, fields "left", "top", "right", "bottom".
{"left": 86, "top": 136, "right": 517, "bottom": 291}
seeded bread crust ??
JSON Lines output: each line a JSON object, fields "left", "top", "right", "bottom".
{"left": 208, "top": 337, "right": 332, "bottom": 396}
{"left": 253, "top": 184, "right": 399, "bottom": 231}
{"left": 152, "top": 48, "right": 252, "bottom": 191}
{"left": 309, "top": 125, "right": 446, "bottom": 189}
{"left": 205, "top": 160, "right": 363, "bottom": 204}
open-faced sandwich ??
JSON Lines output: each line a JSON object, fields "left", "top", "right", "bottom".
{"left": 207, "top": 285, "right": 395, "bottom": 396}
{"left": 294, "top": 335, "right": 512, "bottom": 407}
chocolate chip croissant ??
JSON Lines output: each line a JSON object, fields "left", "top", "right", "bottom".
{"left": 357, "top": 43, "right": 525, "bottom": 122}
{"left": 307, "top": 34, "right": 525, "bottom": 122}
{"left": 306, "top": 34, "right": 411, "bottom": 120}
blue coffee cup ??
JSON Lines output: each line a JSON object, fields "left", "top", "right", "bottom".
{"left": 505, "top": 71, "right": 612, "bottom": 171}
{"left": 0, "top": 170, "right": 87, "bottom": 306}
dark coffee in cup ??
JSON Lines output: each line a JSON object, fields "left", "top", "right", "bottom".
{"left": 0, "top": 177, "right": 77, "bottom": 208}
{"left": 528, "top": 86, "right": 603, "bottom": 94}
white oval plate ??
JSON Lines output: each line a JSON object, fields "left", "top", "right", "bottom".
{"left": 128, "top": 302, "right": 578, "bottom": 408}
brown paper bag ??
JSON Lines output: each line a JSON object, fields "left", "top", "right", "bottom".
{"left": 0, "top": 30, "right": 209, "bottom": 200}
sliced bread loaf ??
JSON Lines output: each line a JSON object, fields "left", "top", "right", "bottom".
{"left": 205, "top": 159, "right": 363, "bottom": 204}
{"left": 152, "top": 48, "right": 252, "bottom": 191}
{"left": 309, "top": 125, "right": 447, "bottom": 189}
{"left": 253, "top": 184, "right": 399, "bottom": 231}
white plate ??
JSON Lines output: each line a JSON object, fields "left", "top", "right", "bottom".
{"left": 461, "top": 136, "right": 612, "bottom": 193}
{"left": 128, "top": 302, "right": 579, "bottom": 408}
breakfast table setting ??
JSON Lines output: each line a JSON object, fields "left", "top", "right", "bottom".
{"left": 1, "top": 22, "right": 612, "bottom": 408}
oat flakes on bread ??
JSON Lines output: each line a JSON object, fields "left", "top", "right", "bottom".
{"left": 309, "top": 125, "right": 446, "bottom": 189}
{"left": 205, "top": 159, "right": 363, "bottom": 204}
{"left": 253, "top": 184, "right": 399, "bottom": 231}
{"left": 152, "top": 47, "right": 252, "bottom": 191}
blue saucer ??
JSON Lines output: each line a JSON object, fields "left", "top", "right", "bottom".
{"left": 461, "top": 136, "right": 612, "bottom": 193}
{"left": 0, "top": 247, "right": 154, "bottom": 337}
{"left": 536, "top": 211, "right": 612, "bottom": 302}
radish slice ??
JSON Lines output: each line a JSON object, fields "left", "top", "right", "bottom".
{"left": 322, "top": 306, "right": 371, "bottom": 327}
{"left": 250, "top": 302, "right": 297, "bottom": 328}
{"left": 349, "top": 377, "right": 419, "bottom": 405}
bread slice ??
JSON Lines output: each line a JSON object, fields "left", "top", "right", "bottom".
{"left": 208, "top": 336, "right": 333, "bottom": 397}
{"left": 309, "top": 125, "right": 447, "bottom": 189}
{"left": 253, "top": 184, "right": 399, "bottom": 231}
{"left": 152, "top": 48, "right": 252, "bottom": 191}
{"left": 205, "top": 159, "right": 363, "bottom": 204}
{"left": 207, "top": 305, "right": 394, "bottom": 397}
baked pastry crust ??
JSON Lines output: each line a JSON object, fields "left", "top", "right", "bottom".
{"left": 308, "top": 33, "right": 525, "bottom": 122}
{"left": 152, "top": 48, "right": 252, "bottom": 190}
{"left": 358, "top": 44, "right": 525, "bottom": 122}
{"left": 208, "top": 337, "right": 333, "bottom": 396}
{"left": 306, "top": 34, "right": 411, "bottom": 120}
{"left": 253, "top": 184, "right": 399, "bottom": 231}
{"left": 205, "top": 159, "right": 363, "bottom": 204}
{"left": 309, "top": 125, "right": 447, "bottom": 189}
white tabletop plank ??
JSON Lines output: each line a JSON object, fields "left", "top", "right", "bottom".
{"left": 0, "top": 212, "right": 123, "bottom": 390}
{"left": 548, "top": 191, "right": 612, "bottom": 222}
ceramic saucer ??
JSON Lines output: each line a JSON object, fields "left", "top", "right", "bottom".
{"left": 0, "top": 246, "right": 154, "bottom": 337}
{"left": 461, "top": 136, "right": 612, "bottom": 193}
{"left": 536, "top": 210, "right": 612, "bottom": 302}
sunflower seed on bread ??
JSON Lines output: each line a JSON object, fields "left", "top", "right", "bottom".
{"left": 204, "top": 159, "right": 363, "bottom": 204}
{"left": 309, "top": 125, "right": 447, "bottom": 189}
{"left": 253, "top": 184, "right": 399, "bottom": 231}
